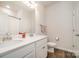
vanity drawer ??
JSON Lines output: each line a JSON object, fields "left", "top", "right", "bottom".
{"left": 36, "top": 38, "right": 47, "bottom": 47}
{"left": 2, "top": 43, "right": 35, "bottom": 58}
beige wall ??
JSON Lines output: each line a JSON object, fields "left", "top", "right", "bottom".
{"left": 45, "top": 2, "right": 73, "bottom": 49}
{"left": 35, "top": 4, "right": 45, "bottom": 34}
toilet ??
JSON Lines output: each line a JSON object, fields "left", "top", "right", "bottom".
{"left": 47, "top": 42, "right": 56, "bottom": 53}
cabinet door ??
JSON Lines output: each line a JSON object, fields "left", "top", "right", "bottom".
{"left": 36, "top": 44, "right": 47, "bottom": 58}
{"left": 24, "top": 51, "right": 35, "bottom": 58}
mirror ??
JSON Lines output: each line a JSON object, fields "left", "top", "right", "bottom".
{"left": 0, "top": 11, "right": 9, "bottom": 35}
{"left": 0, "top": 1, "right": 35, "bottom": 36}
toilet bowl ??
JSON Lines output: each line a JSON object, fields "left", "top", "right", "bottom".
{"left": 47, "top": 42, "right": 56, "bottom": 53}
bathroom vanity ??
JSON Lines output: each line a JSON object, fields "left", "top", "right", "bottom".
{"left": 0, "top": 34, "right": 47, "bottom": 58}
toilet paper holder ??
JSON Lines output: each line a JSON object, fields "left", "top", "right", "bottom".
{"left": 55, "top": 37, "right": 59, "bottom": 41}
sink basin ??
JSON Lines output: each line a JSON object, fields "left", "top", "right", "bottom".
{"left": 0, "top": 40, "right": 22, "bottom": 48}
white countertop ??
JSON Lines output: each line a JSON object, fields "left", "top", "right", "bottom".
{"left": 0, "top": 34, "right": 47, "bottom": 56}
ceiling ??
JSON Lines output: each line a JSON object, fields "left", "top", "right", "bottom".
{"left": 36, "top": 1, "right": 57, "bottom": 7}
{"left": 0, "top": 1, "right": 34, "bottom": 12}
{"left": 0, "top": 1, "right": 56, "bottom": 12}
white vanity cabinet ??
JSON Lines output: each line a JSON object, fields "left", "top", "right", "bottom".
{"left": 36, "top": 38, "right": 47, "bottom": 58}
{"left": 2, "top": 43, "right": 35, "bottom": 58}
{"left": 0, "top": 36, "right": 47, "bottom": 58}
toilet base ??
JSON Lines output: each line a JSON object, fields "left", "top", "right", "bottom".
{"left": 48, "top": 48, "right": 54, "bottom": 53}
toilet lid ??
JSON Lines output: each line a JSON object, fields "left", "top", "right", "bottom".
{"left": 47, "top": 42, "right": 56, "bottom": 47}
